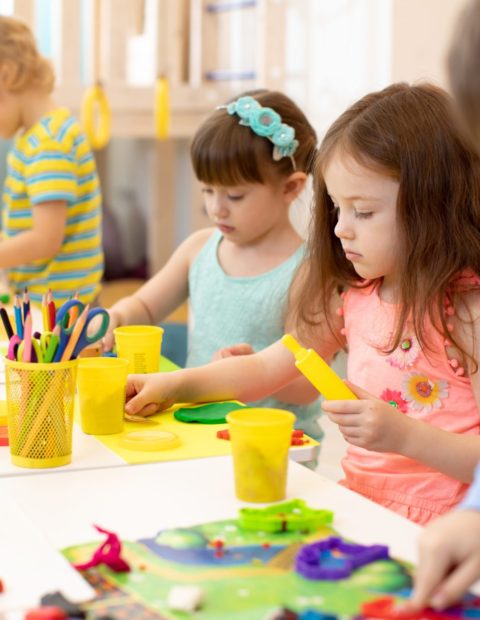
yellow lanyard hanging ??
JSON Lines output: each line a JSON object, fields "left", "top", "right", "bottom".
{"left": 154, "top": 74, "right": 170, "bottom": 140}
{"left": 81, "top": 0, "right": 111, "bottom": 150}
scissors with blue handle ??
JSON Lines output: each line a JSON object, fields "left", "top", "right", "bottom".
{"left": 53, "top": 299, "right": 110, "bottom": 361}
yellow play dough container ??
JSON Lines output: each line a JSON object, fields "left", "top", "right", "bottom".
{"left": 77, "top": 357, "right": 129, "bottom": 435}
{"left": 113, "top": 325, "right": 163, "bottom": 373}
{"left": 227, "top": 408, "right": 295, "bottom": 503}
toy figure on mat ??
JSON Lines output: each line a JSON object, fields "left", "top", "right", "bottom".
{"left": 407, "top": 0, "right": 480, "bottom": 613}
{"left": 105, "top": 90, "right": 323, "bottom": 444}
{"left": 0, "top": 17, "right": 103, "bottom": 304}
{"left": 124, "top": 82, "right": 480, "bottom": 527}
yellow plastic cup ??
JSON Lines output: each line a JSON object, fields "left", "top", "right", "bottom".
{"left": 4, "top": 358, "right": 78, "bottom": 468}
{"left": 77, "top": 357, "right": 129, "bottom": 435}
{"left": 227, "top": 408, "right": 295, "bottom": 503}
{"left": 113, "top": 325, "right": 164, "bottom": 374}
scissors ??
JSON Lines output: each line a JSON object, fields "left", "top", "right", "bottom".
{"left": 54, "top": 299, "right": 110, "bottom": 362}
{"left": 7, "top": 335, "right": 21, "bottom": 361}
{"left": 7, "top": 334, "right": 45, "bottom": 362}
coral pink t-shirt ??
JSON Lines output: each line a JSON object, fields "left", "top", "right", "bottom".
{"left": 340, "top": 281, "right": 480, "bottom": 525}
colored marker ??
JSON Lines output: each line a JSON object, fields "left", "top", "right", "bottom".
{"left": 0, "top": 306, "right": 13, "bottom": 339}
{"left": 43, "top": 324, "right": 60, "bottom": 363}
{"left": 281, "top": 334, "right": 357, "bottom": 401}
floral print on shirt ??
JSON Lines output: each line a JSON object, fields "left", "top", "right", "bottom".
{"left": 402, "top": 372, "right": 449, "bottom": 412}
{"left": 386, "top": 336, "right": 420, "bottom": 370}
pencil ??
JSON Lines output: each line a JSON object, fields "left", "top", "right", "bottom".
{"left": 0, "top": 306, "right": 13, "bottom": 339}
{"left": 22, "top": 313, "right": 32, "bottom": 362}
{"left": 14, "top": 295, "right": 23, "bottom": 339}
{"left": 47, "top": 293, "right": 56, "bottom": 332}
{"left": 60, "top": 304, "right": 89, "bottom": 361}
{"left": 41, "top": 294, "right": 49, "bottom": 332}
{"left": 22, "top": 288, "right": 30, "bottom": 322}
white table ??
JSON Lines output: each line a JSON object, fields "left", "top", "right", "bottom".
{"left": 0, "top": 425, "right": 124, "bottom": 476}
{"left": 0, "top": 422, "right": 317, "bottom": 477}
{"left": 0, "top": 456, "right": 422, "bottom": 619}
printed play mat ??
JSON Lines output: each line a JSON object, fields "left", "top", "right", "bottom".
{"left": 62, "top": 500, "right": 480, "bottom": 620}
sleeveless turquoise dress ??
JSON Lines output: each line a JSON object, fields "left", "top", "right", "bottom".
{"left": 187, "top": 230, "right": 323, "bottom": 442}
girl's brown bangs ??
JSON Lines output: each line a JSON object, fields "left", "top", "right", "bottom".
{"left": 191, "top": 119, "right": 271, "bottom": 186}
{"left": 318, "top": 134, "right": 398, "bottom": 183}
{"left": 193, "top": 147, "right": 264, "bottom": 186}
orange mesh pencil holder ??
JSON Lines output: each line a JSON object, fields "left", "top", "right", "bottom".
{"left": 4, "top": 358, "right": 78, "bottom": 468}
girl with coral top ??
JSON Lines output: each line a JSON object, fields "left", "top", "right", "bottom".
{"left": 124, "top": 82, "right": 480, "bottom": 526}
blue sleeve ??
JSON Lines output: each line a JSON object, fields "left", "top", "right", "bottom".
{"left": 459, "top": 464, "right": 480, "bottom": 511}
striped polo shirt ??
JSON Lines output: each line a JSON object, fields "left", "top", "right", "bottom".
{"left": 2, "top": 107, "right": 104, "bottom": 304}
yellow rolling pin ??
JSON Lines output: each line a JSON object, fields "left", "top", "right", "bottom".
{"left": 281, "top": 334, "right": 357, "bottom": 400}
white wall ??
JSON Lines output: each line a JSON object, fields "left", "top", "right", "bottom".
{"left": 391, "top": 0, "right": 467, "bottom": 87}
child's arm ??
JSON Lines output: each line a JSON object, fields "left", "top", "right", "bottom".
{"left": 268, "top": 267, "right": 345, "bottom": 405}
{"left": 125, "top": 330, "right": 341, "bottom": 416}
{"left": 105, "top": 228, "right": 214, "bottom": 349}
{"left": 0, "top": 201, "right": 68, "bottom": 266}
{"left": 409, "top": 465, "right": 480, "bottom": 610}
{"left": 322, "top": 290, "right": 480, "bottom": 483}
{"left": 323, "top": 381, "right": 480, "bottom": 483}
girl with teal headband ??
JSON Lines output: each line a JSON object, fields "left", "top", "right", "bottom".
{"left": 105, "top": 89, "right": 323, "bottom": 451}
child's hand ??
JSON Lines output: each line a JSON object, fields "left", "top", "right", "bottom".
{"left": 409, "top": 509, "right": 480, "bottom": 610}
{"left": 125, "top": 373, "right": 176, "bottom": 417}
{"left": 103, "top": 310, "right": 121, "bottom": 352}
{"left": 211, "top": 343, "right": 255, "bottom": 362}
{"left": 322, "top": 382, "right": 412, "bottom": 453}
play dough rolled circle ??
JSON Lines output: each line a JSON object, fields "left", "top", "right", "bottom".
{"left": 174, "top": 401, "right": 247, "bottom": 424}
{"left": 120, "top": 430, "right": 180, "bottom": 451}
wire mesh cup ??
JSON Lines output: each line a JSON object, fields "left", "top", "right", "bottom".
{"left": 4, "top": 358, "right": 78, "bottom": 468}
{"left": 227, "top": 408, "right": 295, "bottom": 503}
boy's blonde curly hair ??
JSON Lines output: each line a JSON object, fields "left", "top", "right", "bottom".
{"left": 0, "top": 16, "right": 54, "bottom": 93}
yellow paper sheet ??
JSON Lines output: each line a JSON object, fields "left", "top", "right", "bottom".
{"left": 76, "top": 402, "right": 318, "bottom": 464}
{"left": 74, "top": 356, "right": 318, "bottom": 464}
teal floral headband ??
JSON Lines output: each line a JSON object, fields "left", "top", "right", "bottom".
{"left": 217, "top": 95, "right": 299, "bottom": 170}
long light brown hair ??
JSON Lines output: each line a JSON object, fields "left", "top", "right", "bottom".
{"left": 191, "top": 89, "right": 317, "bottom": 186}
{"left": 297, "top": 82, "right": 480, "bottom": 361}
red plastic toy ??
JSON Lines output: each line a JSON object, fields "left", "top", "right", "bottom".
{"left": 361, "top": 596, "right": 461, "bottom": 619}
{"left": 24, "top": 607, "right": 67, "bottom": 620}
{"left": 216, "top": 428, "right": 308, "bottom": 445}
{"left": 73, "top": 524, "right": 130, "bottom": 573}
